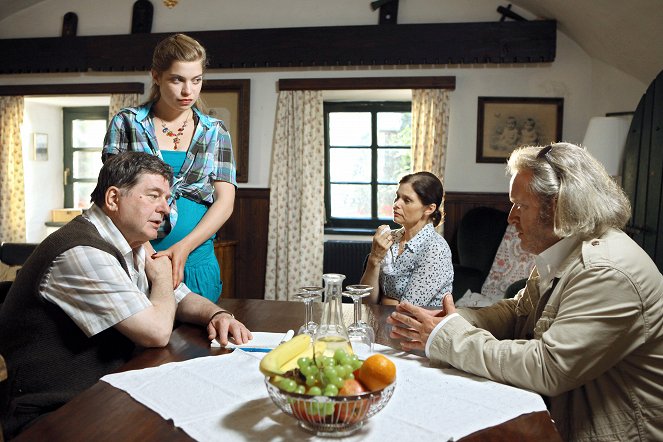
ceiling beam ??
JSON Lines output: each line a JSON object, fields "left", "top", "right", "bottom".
{"left": 0, "top": 20, "right": 556, "bottom": 75}
{"left": 278, "top": 76, "right": 456, "bottom": 91}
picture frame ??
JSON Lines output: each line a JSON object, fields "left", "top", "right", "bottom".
{"left": 476, "top": 97, "right": 564, "bottom": 163}
{"left": 33, "top": 132, "right": 48, "bottom": 161}
{"left": 200, "top": 79, "right": 251, "bottom": 183}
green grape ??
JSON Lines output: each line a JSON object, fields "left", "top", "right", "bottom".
{"left": 346, "top": 372, "right": 355, "bottom": 380}
{"left": 305, "top": 374, "right": 317, "bottom": 386}
{"left": 349, "top": 355, "right": 362, "bottom": 370}
{"left": 297, "top": 357, "right": 312, "bottom": 370}
{"left": 335, "top": 365, "right": 348, "bottom": 378}
{"left": 329, "top": 376, "right": 345, "bottom": 389}
{"left": 334, "top": 349, "right": 350, "bottom": 365}
{"left": 279, "top": 378, "right": 297, "bottom": 393}
{"left": 323, "top": 384, "right": 339, "bottom": 396}
{"left": 307, "top": 386, "right": 322, "bottom": 396}
{"left": 322, "top": 356, "right": 335, "bottom": 367}
{"left": 323, "top": 366, "right": 338, "bottom": 379}
{"left": 300, "top": 364, "right": 318, "bottom": 376}
{"left": 295, "top": 385, "right": 306, "bottom": 394}
{"left": 341, "top": 364, "right": 354, "bottom": 378}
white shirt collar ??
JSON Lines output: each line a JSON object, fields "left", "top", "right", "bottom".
{"left": 84, "top": 204, "right": 145, "bottom": 270}
{"left": 535, "top": 235, "right": 579, "bottom": 285}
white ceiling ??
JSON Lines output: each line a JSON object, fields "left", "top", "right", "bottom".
{"left": 510, "top": 0, "right": 663, "bottom": 85}
{"left": 2, "top": 0, "right": 662, "bottom": 85}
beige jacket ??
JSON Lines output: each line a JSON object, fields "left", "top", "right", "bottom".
{"left": 428, "top": 229, "right": 663, "bottom": 441}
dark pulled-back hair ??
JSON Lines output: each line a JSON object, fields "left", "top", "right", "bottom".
{"left": 90, "top": 152, "right": 173, "bottom": 207}
{"left": 399, "top": 171, "right": 445, "bottom": 226}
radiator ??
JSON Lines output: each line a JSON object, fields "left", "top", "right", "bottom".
{"left": 322, "top": 241, "right": 372, "bottom": 291}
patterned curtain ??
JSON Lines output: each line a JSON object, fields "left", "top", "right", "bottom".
{"left": 0, "top": 96, "right": 26, "bottom": 243}
{"left": 108, "top": 93, "right": 141, "bottom": 120}
{"left": 264, "top": 90, "right": 325, "bottom": 300}
{"left": 411, "top": 89, "right": 451, "bottom": 233}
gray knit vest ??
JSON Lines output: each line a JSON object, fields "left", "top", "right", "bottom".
{"left": 0, "top": 216, "right": 136, "bottom": 437}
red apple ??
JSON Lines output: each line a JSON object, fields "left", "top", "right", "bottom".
{"left": 339, "top": 379, "right": 366, "bottom": 396}
{"left": 336, "top": 379, "right": 369, "bottom": 424}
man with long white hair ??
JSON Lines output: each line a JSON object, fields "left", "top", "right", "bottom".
{"left": 388, "top": 142, "right": 663, "bottom": 441}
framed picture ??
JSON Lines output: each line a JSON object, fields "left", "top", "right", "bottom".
{"left": 200, "top": 79, "right": 251, "bottom": 183}
{"left": 476, "top": 97, "right": 564, "bottom": 163}
{"left": 33, "top": 132, "right": 48, "bottom": 161}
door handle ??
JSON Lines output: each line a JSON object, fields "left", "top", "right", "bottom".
{"left": 63, "top": 167, "right": 71, "bottom": 186}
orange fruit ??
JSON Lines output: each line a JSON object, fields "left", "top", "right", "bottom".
{"left": 356, "top": 354, "right": 396, "bottom": 391}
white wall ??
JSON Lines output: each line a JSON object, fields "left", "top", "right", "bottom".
{"left": 0, "top": 0, "right": 647, "bottom": 239}
{"left": 22, "top": 101, "right": 63, "bottom": 242}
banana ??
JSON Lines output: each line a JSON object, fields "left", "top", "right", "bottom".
{"left": 278, "top": 340, "right": 327, "bottom": 372}
{"left": 259, "top": 334, "right": 312, "bottom": 376}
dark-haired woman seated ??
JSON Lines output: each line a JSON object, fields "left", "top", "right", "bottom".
{"left": 360, "top": 171, "right": 453, "bottom": 307}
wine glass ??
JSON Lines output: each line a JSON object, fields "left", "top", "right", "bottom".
{"left": 294, "top": 286, "right": 323, "bottom": 336}
{"left": 343, "top": 285, "right": 375, "bottom": 357}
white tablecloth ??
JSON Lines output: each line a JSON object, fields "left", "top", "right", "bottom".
{"left": 102, "top": 333, "right": 547, "bottom": 441}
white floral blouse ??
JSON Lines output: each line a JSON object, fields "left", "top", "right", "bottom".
{"left": 380, "top": 223, "right": 453, "bottom": 307}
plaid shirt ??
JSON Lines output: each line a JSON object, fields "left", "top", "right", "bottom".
{"left": 103, "top": 102, "right": 237, "bottom": 235}
{"left": 40, "top": 204, "right": 190, "bottom": 337}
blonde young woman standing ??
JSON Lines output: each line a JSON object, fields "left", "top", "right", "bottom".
{"left": 360, "top": 171, "right": 453, "bottom": 307}
{"left": 103, "top": 34, "right": 235, "bottom": 302}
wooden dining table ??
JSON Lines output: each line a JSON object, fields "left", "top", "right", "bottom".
{"left": 13, "top": 299, "right": 561, "bottom": 441}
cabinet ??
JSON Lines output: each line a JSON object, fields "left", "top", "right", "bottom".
{"left": 214, "top": 240, "right": 238, "bottom": 300}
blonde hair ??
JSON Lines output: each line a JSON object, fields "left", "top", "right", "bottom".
{"left": 507, "top": 142, "right": 631, "bottom": 239}
{"left": 147, "top": 34, "right": 207, "bottom": 106}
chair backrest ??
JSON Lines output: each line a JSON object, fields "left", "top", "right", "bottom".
{"left": 0, "top": 243, "right": 38, "bottom": 267}
{"left": 456, "top": 207, "right": 509, "bottom": 277}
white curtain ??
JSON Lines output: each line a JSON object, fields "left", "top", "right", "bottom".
{"left": 0, "top": 96, "right": 26, "bottom": 243}
{"left": 411, "top": 89, "right": 450, "bottom": 178}
{"left": 264, "top": 90, "right": 325, "bottom": 300}
{"left": 411, "top": 89, "right": 451, "bottom": 232}
{"left": 108, "top": 93, "right": 141, "bottom": 120}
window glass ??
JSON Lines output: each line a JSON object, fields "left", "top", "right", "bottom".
{"left": 73, "top": 151, "right": 103, "bottom": 178}
{"left": 64, "top": 107, "right": 108, "bottom": 208}
{"left": 377, "top": 184, "right": 398, "bottom": 219}
{"left": 72, "top": 119, "right": 107, "bottom": 148}
{"left": 329, "top": 112, "right": 371, "bottom": 146}
{"left": 330, "top": 184, "right": 371, "bottom": 219}
{"left": 329, "top": 148, "right": 371, "bottom": 182}
{"left": 325, "top": 102, "right": 411, "bottom": 230}
{"left": 73, "top": 182, "right": 96, "bottom": 209}
{"left": 377, "top": 112, "right": 411, "bottom": 146}
{"left": 377, "top": 148, "right": 411, "bottom": 183}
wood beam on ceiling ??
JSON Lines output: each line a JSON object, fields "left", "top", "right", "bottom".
{"left": 0, "top": 20, "right": 556, "bottom": 75}
{"left": 278, "top": 76, "right": 456, "bottom": 91}
{"left": 0, "top": 83, "right": 145, "bottom": 96}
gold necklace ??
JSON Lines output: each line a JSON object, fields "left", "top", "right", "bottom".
{"left": 158, "top": 112, "right": 189, "bottom": 150}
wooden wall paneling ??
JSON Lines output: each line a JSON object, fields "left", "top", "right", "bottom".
{"left": 217, "top": 188, "right": 270, "bottom": 299}
{"left": 220, "top": 190, "right": 512, "bottom": 298}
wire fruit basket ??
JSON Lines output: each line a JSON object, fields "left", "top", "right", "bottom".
{"left": 265, "top": 378, "right": 396, "bottom": 437}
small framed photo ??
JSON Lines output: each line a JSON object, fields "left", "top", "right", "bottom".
{"left": 33, "top": 133, "right": 48, "bottom": 161}
{"left": 200, "top": 79, "right": 251, "bottom": 183}
{"left": 476, "top": 97, "right": 564, "bottom": 163}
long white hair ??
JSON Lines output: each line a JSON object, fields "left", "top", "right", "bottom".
{"left": 507, "top": 142, "right": 631, "bottom": 239}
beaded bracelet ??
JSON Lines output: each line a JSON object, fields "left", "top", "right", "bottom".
{"left": 208, "top": 310, "right": 234, "bottom": 324}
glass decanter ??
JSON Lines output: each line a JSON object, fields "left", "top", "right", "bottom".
{"left": 313, "top": 273, "right": 353, "bottom": 358}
